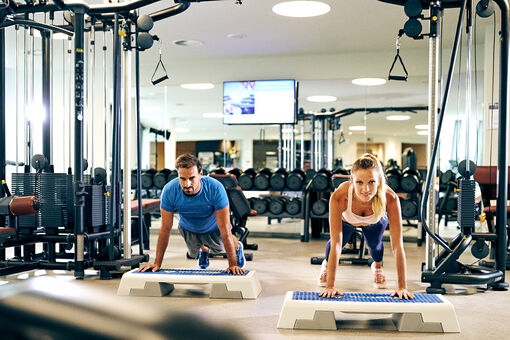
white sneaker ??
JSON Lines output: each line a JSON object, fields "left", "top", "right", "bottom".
{"left": 371, "top": 262, "right": 387, "bottom": 289}
{"left": 317, "top": 259, "right": 328, "bottom": 287}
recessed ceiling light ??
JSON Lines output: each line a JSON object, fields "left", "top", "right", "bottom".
{"left": 203, "top": 112, "right": 224, "bottom": 118}
{"left": 417, "top": 130, "right": 428, "bottom": 135}
{"left": 386, "top": 115, "right": 411, "bottom": 121}
{"left": 349, "top": 125, "right": 366, "bottom": 131}
{"left": 272, "top": 1, "right": 331, "bottom": 18}
{"left": 180, "top": 83, "right": 215, "bottom": 90}
{"left": 306, "top": 95, "right": 337, "bottom": 103}
{"left": 172, "top": 39, "right": 203, "bottom": 47}
{"left": 415, "top": 124, "right": 428, "bottom": 129}
{"left": 352, "top": 78, "right": 387, "bottom": 86}
{"left": 173, "top": 128, "right": 190, "bottom": 133}
{"left": 227, "top": 33, "right": 247, "bottom": 39}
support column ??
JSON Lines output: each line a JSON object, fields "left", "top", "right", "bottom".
{"left": 73, "top": 9, "right": 86, "bottom": 279}
{"left": 425, "top": 3, "right": 440, "bottom": 271}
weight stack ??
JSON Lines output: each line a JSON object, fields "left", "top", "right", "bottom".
{"left": 39, "top": 173, "right": 69, "bottom": 228}
{"left": 84, "top": 184, "right": 107, "bottom": 227}
{"left": 12, "top": 173, "right": 39, "bottom": 229}
{"left": 457, "top": 178, "right": 475, "bottom": 231}
{"left": 11, "top": 173, "right": 70, "bottom": 229}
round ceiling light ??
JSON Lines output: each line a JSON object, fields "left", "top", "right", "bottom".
{"left": 227, "top": 33, "right": 247, "bottom": 39}
{"left": 348, "top": 125, "right": 366, "bottom": 131}
{"left": 306, "top": 95, "right": 337, "bottom": 103}
{"left": 172, "top": 39, "right": 203, "bottom": 47}
{"left": 180, "top": 83, "right": 215, "bottom": 90}
{"left": 272, "top": 1, "right": 331, "bottom": 18}
{"left": 386, "top": 115, "right": 411, "bottom": 121}
{"left": 352, "top": 78, "right": 387, "bottom": 86}
{"left": 415, "top": 124, "right": 428, "bottom": 129}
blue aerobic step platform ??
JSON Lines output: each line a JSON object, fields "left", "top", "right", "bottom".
{"left": 117, "top": 268, "right": 261, "bottom": 299}
{"left": 277, "top": 291, "right": 460, "bottom": 332}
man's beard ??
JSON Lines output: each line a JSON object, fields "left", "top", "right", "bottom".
{"left": 183, "top": 187, "right": 196, "bottom": 196}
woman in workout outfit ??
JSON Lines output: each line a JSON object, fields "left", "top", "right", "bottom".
{"left": 318, "top": 153, "right": 415, "bottom": 300}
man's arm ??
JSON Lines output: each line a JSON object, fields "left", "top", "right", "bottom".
{"left": 139, "top": 208, "right": 174, "bottom": 272}
{"left": 215, "top": 206, "right": 244, "bottom": 274}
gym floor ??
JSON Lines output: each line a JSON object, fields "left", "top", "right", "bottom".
{"left": 1, "top": 216, "right": 509, "bottom": 339}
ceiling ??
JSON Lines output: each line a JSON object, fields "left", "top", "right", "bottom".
{"left": 127, "top": 0, "right": 482, "bottom": 140}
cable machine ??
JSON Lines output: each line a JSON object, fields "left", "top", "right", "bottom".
{"left": 380, "top": 0, "right": 509, "bottom": 293}
{"left": 0, "top": 0, "right": 242, "bottom": 280}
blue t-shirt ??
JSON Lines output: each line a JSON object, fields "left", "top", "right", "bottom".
{"left": 160, "top": 176, "right": 229, "bottom": 233}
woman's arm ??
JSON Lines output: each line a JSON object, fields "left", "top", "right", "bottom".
{"left": 320, "top": 183, "right": 348, "bottom": 298}
{"left": 386, "top": 189, "right": 414, "bottom": 299}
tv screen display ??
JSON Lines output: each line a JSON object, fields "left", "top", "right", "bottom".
{"left": 223, "top": 79, "right": 297, "bottom": 125}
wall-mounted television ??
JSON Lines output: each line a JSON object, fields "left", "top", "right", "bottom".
{"left": 223, "top": 79, "right": 297, "bottom": 125}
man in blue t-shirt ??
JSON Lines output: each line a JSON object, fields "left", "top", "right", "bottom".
{"left": 139, "top": 154, "right": 245, "bottom": 275}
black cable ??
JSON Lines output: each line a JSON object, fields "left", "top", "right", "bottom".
{"left": 474, "top": 12, "right": 479, "bottom": 164}
{"left": 421, "top": 0, "right": 467, "bottom": 252}
{"left": 489, "top": 14, "right": 496, "bottom": 188}
{"left": 455, "top": 28, "right": 463, "bottom": 166}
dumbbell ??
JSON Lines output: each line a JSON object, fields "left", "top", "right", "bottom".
{"left": 131, "top": 169, "right": 138, "bottom": 189}
{"left": 438, "top": 196, "right": 457, "bottom": 212}
{"left": 153, "top": 168, "right": 172, "bottom": 189}
{"left": 254, "top": 168, "right": 273, "bottom": 190}
{"left": 285, "top": 197, "right": 302, "bottom": 215}
{"left": 167, "top": 169, "right": 178, "bottom": 182}
{"left": 385, "top": 166, "right": 401, "bottom": 192}
{"left": 332, "top": 168, "right": 349, "bottom": 175}
{"left": 238, "top": 168, "right": 257, "bottom": 190}
{"left": 248, "top": 197, "right": 257, "bottom": 210}
{"left": 269, "top": 196, "right": 288, "bottom": 215}
{"left": 210, "top": 168, "right": 226, "bottom": 175}
{"left": 400, "top": 167, "right": 421, "bottom": 192}
{"left": 286, "top": 169, "right": 306, "bottom": 191}
{"left": 440, "top": 169, "right": 456, "bottom": 184}
{"left": 141, "top": 169, "right": 157, "bottom": 189}
{"left": 228, "top": 168, "right": 242, "bottom": 180}
{"left": 305, "top": 169, "right": 316, "bottom": 182}
{"left": 270, "top": 168, "right": 289, "bottom": 191}
{"left": 251, "top": 197, "right": 270, "bottom": 214}
{"left": 311, "top": 198, "right": 329, "bottom": 216}
{"left": 312, "top": 169, "right": 332, "bottom": 191}
{"left": 400, "top": 198, "right": 418, "bottom": 218}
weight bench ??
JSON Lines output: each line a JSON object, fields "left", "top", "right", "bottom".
{"left": 277, "top": 291, "right": 460, "bottom": 333}
{"left": 209, "top": 173, "right": 258, "bottom": 251}
{"left": 130, "top": 198, "right": 161, "bottom": 215}
{"left": 129, "top": 199, "right": 161, "bottom": 250}
{"left": 117, "top": 268, "right": 261, "bottom": 299}
{"left": 0, "top": 227, "right": 15, "bottom": 245}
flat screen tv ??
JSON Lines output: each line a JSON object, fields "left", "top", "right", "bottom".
{"left": 223, "top": 79, "right": 297, "bottom": 125}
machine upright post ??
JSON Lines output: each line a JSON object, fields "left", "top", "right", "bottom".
{"left": 493, "top": 0, "right": 509, "bottom": 289}
{"left": 425, "top": 2, "right": 441, "bottom": 271}
{"left": 73, "top": 9, "right": 86, "bottom": 279}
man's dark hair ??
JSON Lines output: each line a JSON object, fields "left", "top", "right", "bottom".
{"left": 175, "top": 154, "right": 202, "bottom": 173}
